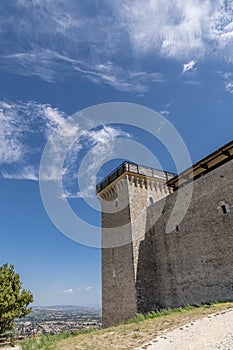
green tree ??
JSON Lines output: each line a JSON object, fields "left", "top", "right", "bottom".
{"left": 0, "top": 263, "right": 33, "bottom": 334}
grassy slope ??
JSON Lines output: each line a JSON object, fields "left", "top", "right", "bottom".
{"left": 54, "top": 302, "right": 233, "bottom": 350}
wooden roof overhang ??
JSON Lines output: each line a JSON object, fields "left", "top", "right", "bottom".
{"left": 167, "top": 140, "right": 233, "bottom": 191}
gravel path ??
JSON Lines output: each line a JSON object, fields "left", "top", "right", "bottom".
{"left": 136, "top": 309, "right": 233, "bottom": 350}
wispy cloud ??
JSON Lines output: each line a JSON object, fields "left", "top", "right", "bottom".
{"left": 226, "top": 81, "right": 233, "bottom": 94}
{"left": 1, "top": 1, "right": 233, "bottom": 90}
{"left": 0, "top": 100, "right": 68, "bottom": 180}
{"left": 0, "top": 1, "right": 215, "bottom": 90}
{"left": 222, "top": 72, "right": 233, "bottom": 94}
{"left": 41, "top": 120, "right": 130, "bottom": 193}
{"left": 115, "top": 0, "right": 212, "bottom": 59}
{"left": 182, "top": 60, "right": 197, "bottom": 74}
{"left": 218, "top": 71, "right": 233, "bottom": 94}
{"left": 0, "top": 105, "right": 25, "bottom": 164}
{"left": 0, "top": 99, "right": 132, "bottom": 204}
{"left": 1, "top": 51, "right": 161, "bottom": 92}
{"left": 210, "top": 0, "right": 233, "bottom": 63}
{"left": 62, "top": 125, "right": 131, "bottom": 199}
{"left": 62, "top": 288, "right": 73, "bottom": 295}
{"left": 159, "top": 110, "right": 170, "bottom": 117}
{"left": 85, "top": 287, "right": 93, "bottom": 291}
{"left": 2, "top": 166, "right": 38, "bottom": 181}
{"left": 117, "top": 0, "right": 233, "bottom": 63}
{"left": 0, "top": 0, "right": 163, "bottom": 92}
{"left": 61, "top": 287, "right": 92, "bottom": 294}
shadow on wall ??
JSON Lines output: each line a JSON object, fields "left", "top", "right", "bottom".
{"left": 135, "top": 226, "right": 160, "bottom": 314}
{"left": 135, "top": 163, "right": 233, "bottom": 314}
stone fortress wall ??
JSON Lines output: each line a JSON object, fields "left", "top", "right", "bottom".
{"left": 98, "top": 163, "right": 173, "bottom": 326}
{"left": 97, "top": 141, "right": 233, "bottom": 327}
{"left": 136, "top": 158, "right": 233, "bottom": 314}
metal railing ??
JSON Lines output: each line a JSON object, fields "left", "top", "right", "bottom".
{"left": 0, "top": 332, "right": 31, "bottom": 346}
{"left": 0, "top": 332, "right": 15, "bottom": 347}
{"left": 96, "top": 161, "right": 175, "bottom": 193}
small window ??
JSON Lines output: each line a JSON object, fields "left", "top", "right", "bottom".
{"left": 221, "top": 204, "right": 227, "bottom": 215}
{"left": 218, "top": 201, "right": 230, "bottom": 215}
{"left": 148, "top": 196, "right": 154, "bottom": 205}
{"left": 115, "top": 200, "right": 118, "bottom": 208}
{"left": 175, "top": 225, "right": 179, "bottom": 232}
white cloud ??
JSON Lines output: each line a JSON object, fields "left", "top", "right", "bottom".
{"left": 1, "top": 51, "right": 161, "bottom": 92}
{"left": 0, "top": 100, "right": 67, "bottom": 161}
{"left": 182, "top": 60, "right": 197, "bottom": 74}
{"left": 221, "top": 71, "right": 233, "bottom": 94}
{"left": 0, "top": 102, "right": 26, "bottom": 164}
{"left": 0, "top": 99, "right": 132, "bottom": 205}
{"left": 118, "top": 0, "right": 233, "bottom": 65}
{"left": 1, "top": 51, "right": 58, "bottom": 83}
{"left": 85, "top": 287, "right": 93, "bottom": 291}
{"left": 165, "top": 98, "right": 179, "bottom": 108}
{"left": 1, "top": 1, "right": 233, "bottom": 91}
{"left": 0, "top": 100, "right": 68, "bottom": 180}
{"left": 210, "top": 1, "right": 233, "bottom": 51}
{"left": 62, "top": 288, "right": 73, "bottom": 295}
{"left": 0, "top": 1, "right": 168, "bottom": 91}
{"left": 41, "top": 120, "right": 130, "bottom": 189}
{"left": 84, "top": 63, "right": 164, "bottom": 92}
{"left": 116, "top": 0, "right": 211, "bottom": 59}
{"left": 159, "top": 110, "right": 170, "bottom": 116}
{"left": 224, "top": 74, "right": 233, "bottom": 94}
{"left": 2, "top": 166, "right": 38, "bottom": 181}
{"left": 183, "top": 80, "right": 200, "bottom": 86}
{"left": 88, "top": 125, "right": 129, "bottom": 145}
{"left": 226, "top": 81, "right": 233, "bottom": 94}
{"left": 57, "top": 124, "right": 131, "bottom": 199}
{"left": 75, "top": 126, "right": 131, "bottom": 199}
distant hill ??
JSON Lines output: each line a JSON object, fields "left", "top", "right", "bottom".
{"left": 32, "top": 305, "right": 101, "bottom": 311}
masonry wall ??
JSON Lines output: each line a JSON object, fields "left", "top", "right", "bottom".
{"left": 102, "top": 243, "right": 137, "bottom": 327}
{"left": 100, "top": 175, "right": 169, "bottom": 326}
{"left": 128, "top": 177, "right": 170, "bottom": 281}
{"left": 136, "top": 159, "right": 233, "bottom": 313}
{"left": 101, "top": 179, "right": 137, "bottom": 327}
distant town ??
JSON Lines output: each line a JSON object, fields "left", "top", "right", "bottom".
{"left": 15, "top": 305, "right": 102, "bottom": 336}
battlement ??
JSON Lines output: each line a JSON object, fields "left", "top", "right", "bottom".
{"left": 96, "top": 161, "right": 175, "bottom": 194}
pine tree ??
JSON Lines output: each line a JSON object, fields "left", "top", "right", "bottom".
{"left": 0, "top": 263, "right": 33, "bottom": 334}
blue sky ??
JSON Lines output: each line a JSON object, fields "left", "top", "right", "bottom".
{"left": 0, "top": 0, "right": 233, "bottom": 306}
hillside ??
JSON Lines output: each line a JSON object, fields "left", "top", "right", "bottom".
{"left": 52, "top": 302, "right": 233, "bottom": 350}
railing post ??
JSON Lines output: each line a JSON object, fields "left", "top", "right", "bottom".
{"left": 10, "top": 332, "right": 15, "bottom": 346}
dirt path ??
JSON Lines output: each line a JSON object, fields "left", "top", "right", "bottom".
{"left": 136, "top": 309, "right": 233, "bottom": 350}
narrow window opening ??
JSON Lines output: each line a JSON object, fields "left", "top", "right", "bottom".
{"left": 115, "top": 200, "right": 118, "bottom": 208}
{"left": 148, "top": 196, "right": 154, "bottom": 205}
{"left": 218, "top": 201, "right": 230, "bottom": 215}
{"left": 221, "top": 204, "right": 227, "bottom": 215}
{"left": 112, "top": 268, "right": 116, "bottom": 278}
{"left": 112, "top": 248, "right": 115, "bottom": 257}
{"left": 175, "top": 225, "right": 179, "bottom": 232}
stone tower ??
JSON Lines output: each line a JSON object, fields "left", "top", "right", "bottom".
{"left": 96, "top": 162, "right": 174, "bottom": 327}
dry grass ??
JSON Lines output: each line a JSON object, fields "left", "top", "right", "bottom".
{"left": 55, "top": 302, "right": 233, "bottom": 350}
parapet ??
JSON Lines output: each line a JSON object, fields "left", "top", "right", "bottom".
{"left": 96, "top": 161, "right": 175, "bottom": 195}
